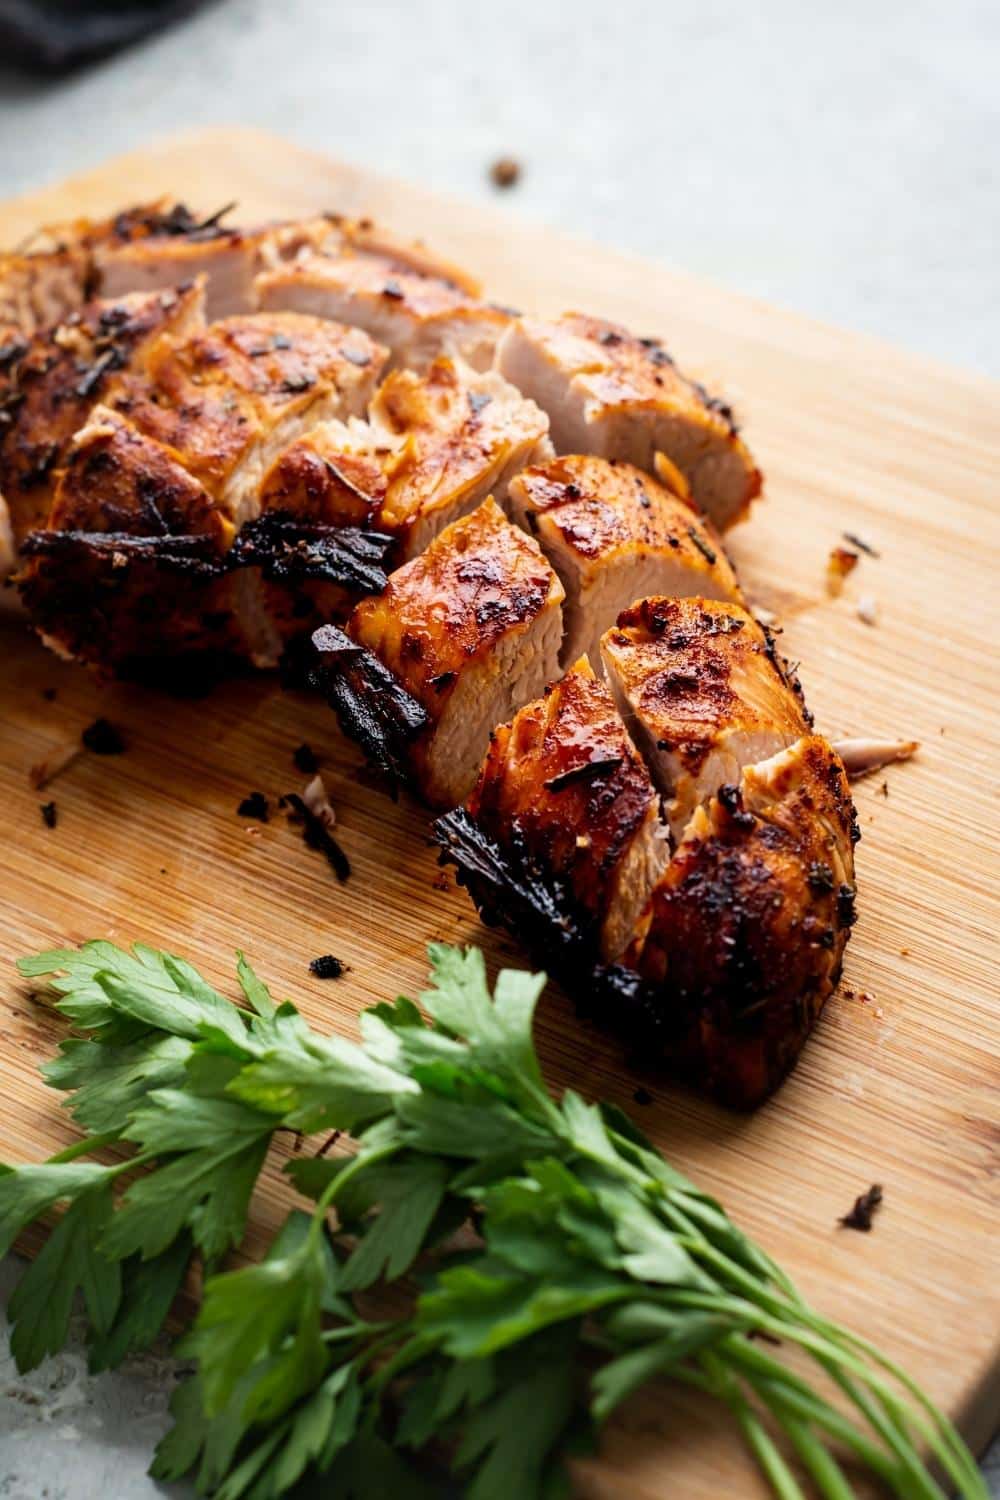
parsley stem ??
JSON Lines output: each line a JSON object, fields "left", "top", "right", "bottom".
{"left": 46, "top": 1131, "right": 122, "bottom": 1163}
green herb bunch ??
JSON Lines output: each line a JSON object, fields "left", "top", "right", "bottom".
{"left": 1, "top": 941, "right": 985, "bottom": 1500}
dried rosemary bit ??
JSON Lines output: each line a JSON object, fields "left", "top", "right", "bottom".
{"left": 839, "top": 1183, "right": 883, "bottom": 1231}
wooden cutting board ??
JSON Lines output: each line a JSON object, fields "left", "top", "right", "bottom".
{"left": 1, "top": 130, "right": 997, "bottom": 1498}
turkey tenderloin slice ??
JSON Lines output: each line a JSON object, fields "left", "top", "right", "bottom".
{"left": 496, "top": 313, "right": 761, "bottom": 531}
{"left": 600, "top": 596, "right": 809, "bottom": 845}
{"left": 256, "top": 249, "right": 510, "bottom": 373}
{"left": 0, "top": 245, "right": 91, "bottom": 347}
{"left": 507, "top": 454, "right": 741, "bottom": 675}
{"left": 347, "top": 497, "right": 564, "bottom": 806}
{"left": 622, "top": 734, "right": 858, "bottom": 1107}
{"left": 111, "top": 312, "right": 386, "bottom": 526}
{"left": 259, "top": 357, "right": 551, "bottom": 560}
{"left": 464, "top": 656, "right": 670, "bottom": 961}
{"left": 18, "top": 406, "right": 250, "bottom": 676}
{"left": 0, "top": 282, "right": 206, "bottom": 556}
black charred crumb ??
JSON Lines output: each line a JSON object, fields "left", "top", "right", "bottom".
{"left": 382, "top": 279, "right": 405, "bottom": 300}
{"left": 39, "top": 801, "right": 57, "bottom": 829}
{"left": 839, "top": 1184, "right": 883, "bottom": 1232}
{"left": 878, "top": 780, "right": 889, "bottom": 798}
{"left": 281, "top": 791, "right": 351, "bottom": 882}
{"left": 0, "top": 338, "right": 27, "bottom": 370}
{"left": 807, "top": 861, "right": 835, "bottom": 893}
{"left": 632, "top": 1087, "right": 653, "bottom": 1107}
{"left": 544, "top": 756, "right": 623, "bottom": 793}
{"left": 842, "top": 531, "right": 880, "bottom": 559}
{"left": 230, "top": 513, "right": 391, "bottom": 596}
{"left": 309, "top": 954, "right": 345, "bottom": 979}
{"left": 293, "top": 743, "right": 319, "bottom": 775}
{"left": 41, "top": 687, "right": 57, "bottom": 702}
{"left": 489, "top": 156, "right": 521, "bottom": 189}
{"left": 74, "top": 347, "right": 121, "bottom": 400}
{"left": 238, "top": 791, "right": 270, "bottom": 822}
{"left": 687, "top": 527, "right": 717, "bottom": 565}
{"left": 717, "top": 783, "right": 755, "bottom": 830}
{"left": 598, "top": 329, "right": 622, "bottom": 347}
{"left": 836, "top": 884, "right": 857, "bottom": 928}
{"left": 81, "top": 718, "right": 125, "bottom": 755}
{"left": 428, "top": 671, "right": 457, "bottom": 693}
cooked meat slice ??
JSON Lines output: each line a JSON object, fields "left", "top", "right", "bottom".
{"left": 18, "top": 407, "right": 245, "bottom": 676}
{"left": 111, "top": 313, "right": 386, "bottom": 526}
{"left": 0, "top": 246, "right": 91, "bottom": 345}
{"left": 370, "top": 358, "right": 551, "bottom": 557}
{"left": 495, "top": 313, "right": 762, "bottom": 531}
{"left": 258, "top": 416, "right": 388, "bottom": 530}
{"left": 0, "top": 282, "right": 205, "bottom": 553}
{"left": 622, "top": 735, "right": 858, "bottom": 1107}
{"left": 507, "top": 454, "right": 742, "bottom": 674}
{"left": 601, "top": 597, "right": 809, "bottom": 845}
{"left": 256, "top": 249, "right": 510, "bottom": 372}
{"left": 463, "top": 657, "right": 670, "bottom": 960}
{"left": 258, "top": 357, "right": 550, "bottom": 560}
{"left": 346, "top": 497, "right": 564, "bottom": 805}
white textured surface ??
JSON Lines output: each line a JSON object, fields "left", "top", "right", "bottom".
{"left": 0, "top": 0, "right": 996, "bottom": 1492}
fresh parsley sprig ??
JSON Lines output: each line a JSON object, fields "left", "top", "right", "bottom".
{"left": 2, "top": 941, "right": 985, "bottom": 1500}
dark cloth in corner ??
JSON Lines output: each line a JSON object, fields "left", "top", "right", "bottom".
{"left": 0, "top": 0, "right": 217, "bottom": 73}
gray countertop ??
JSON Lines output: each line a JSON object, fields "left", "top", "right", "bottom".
{"left": 0, "top": 1, "right": 996, "bottom": 1493}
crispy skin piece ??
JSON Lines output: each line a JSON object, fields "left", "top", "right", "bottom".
{"left": 348, "top": 497, "right": 564, "bottom": 806}
{"left": 601, "top": 596, "right": 809, "bottom": 844}
{"left": 259, "top": 357, "right": 550, "bottom": 559}
{"left": 0, "top": 283, "right": 205, "bottom": 550}
{"left": 256, "top": 249, "right": 509, "bottom": 373}
{"left": 508, "top": 454, "right": 741, "bottom": 674}
{"left": 466, "top": 657, "right": 670, "bottom": 960}
{"left": 110, "top": 312, "right": 386, "bottom": 526}
{"left": 496, "top": 312, "right": 762, "bottom": 531}
{"left": 623, "top": 735, "right": 858, "bottom": 1107}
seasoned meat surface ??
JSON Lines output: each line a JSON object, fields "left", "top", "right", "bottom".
{"left": 623, "top": 735, "right": 858, "bottom": 1107}
{"left": 508, "top": 454, "right": 741, "bottom": 673}
{"left": 496, "top": 312, "right": 762, "bottom": 530}
{"left": 467, "top": 656, "right": 670, "bottom": 960}
{"left": 349, "top": 497, "right": 564, "bottom": 805}
{"left": 0, "top": 282, "right": 205, "bottom": 549}
{"left": 601, "top": 596, "right": 809, "bottom": 844}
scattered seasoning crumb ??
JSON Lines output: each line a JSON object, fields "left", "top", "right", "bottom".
{"left": 878, "top": 780, "right": 889, "bottom": 798}
{"left": 855, "top": 594, "right": 878, "bottom": 627}
{"left": 41, "top": 687, "right": 56, "bottom": 702}
{"left": 29, "top": 741, "right": 81, "bottom": 790}
{"left": 293, "top": 743, "right": 319, "bottom": 775}
{"left": 825, "top": 546, "right": 859, "bottom": 596}
{"left": 843, "top": 531, "right": 880, "bottom": 558}
{"left": 281, "top": 792, "right": 351, "bottom": 882}
{"left": 839, "top": 1184, "right": 883, "bottom": 1232}
{"left": 632, "top": 1087, "right": 653, "bottom": 1107}
{"left": 309, "top": 954, "right": 344, "bottom": 979}
{"left": 39, "top": 801, "right": 57, "bottom": 828}
{"left": 82, "top": 718, "right": 125, "bottom": 755}
{"left": 900, "top": 947, "right": 910, "bottom": 957}
{"left": 238, "top": 791, "right": 269, "bottom": 822}
{"left": 160, "top": 867, "right": 167, "bottom": 875}
{"left": 489, "top": 156, "right": 521, "bottom": 189}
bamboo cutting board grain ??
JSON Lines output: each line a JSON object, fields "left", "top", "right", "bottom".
{"left": 0, "top": 130, "right": 997, "bottom": 1498}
